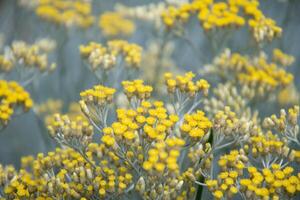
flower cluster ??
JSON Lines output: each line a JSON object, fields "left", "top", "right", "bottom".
{"left": 143, "top": 137, "right": 185, "bottom": 173}
{"left": 98, "top": 12, "right": 135, "bottom": 37}
{"left": 164, "top": 72, "right": 210, "bottom": 97}
{"left": 206, "top": 150, "right": 248, "bottom": 199}
{"left": 80, "top": 40, "right": 142, "bottom": 74}
{"left": 79, "top": 85, "right": 116, "bottom": 129}
{"left": 161, "top": 0, "right": 281, "bottom": 42}
{"left": 239, "top": 165, "right": 300, "bottom": 199}
{"left": 0, "top": 39, "right": 56, "bottom": 74}
{"left": 180, "top": 110, "right": 212, "bottom": 141}
{"left": 1, "top": 146, "right": 134, "bottom": 199}
{"left": 213, "top": 106, "right": 255, "bottom": 138}
{"left": 204, "top": 49, "right": 294, "bottom": 100}
{"left": 114, "top": 2, "right": 168, "bottom": 29}
{"left": 122, "top": 80, "right": 153, "bottom": 102}
{"left": 203, "top": 83, "right": 251, "bottom": 119}
{"left": 263, "top": 106, "right": 299, "bottom": 145}
{"left": 272, "top": 48, "right": 295, "bottom": 67}
{"left": 106, "top": 101, "right": 178, "bottom": 143}
{"left": 0, "top": 80, "right": 33, "bottom": 127}
{"left": 249, "top": 16, "right": 282, "bottom": 43}
{"left": 47, "top": 114, "right": 93, "bottom": 149}
{"left": 244, "top": 131, "right": 294, "bottom": 165}
{"left": 35, "top": 0, "right": 94, "bottom": 28}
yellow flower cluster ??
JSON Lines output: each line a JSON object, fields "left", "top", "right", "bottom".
{"left": 263, "top": 106, "right": 299, "bottom": 132}
{"left": 240, "top": 165, "right": 300, "bottom": 199}
{"left": 244, "top": 131, "right": 291, "bottom": 160}
{"left": 249, "top": 16, "right": 282, "bottom": 43}
{"left": 161, "top": 0, "right": 281, "bottom": 42}
{"left": 207, "top": 150, "right": 248, "bottom": 199}
{"left": 207, "top": 49, "right": 294, "bottom": 99}
{"left": 1, "top": 146, "right": 133, "bottom": 199}
{"left": 98, "top": 12, "right": 136, "bottom": 37}
{"left": 122, "top": 80, "right": 153, "bottom": 101}
{"left": 164, "top": 72, "right": 210, "bottom": 97}
{"left": 80, "top": 40, "right": 142, "bottom": 71}
{"left": 47, "top": 114, "right": 93, "bottom": 148}
{"left": 263, "top": 106, "right": 299, "bottom": 146}
{"left": 108, "top": 40, "right": 142, "bottom": 68}
{"left": 213, "top": 106, "right": 255, "bottom": 137}
{"left": 180, "top": 110, "right": 212, "bottom": 141}
{"left": 0, "top": 80, "right": 33, "bottom": 126}
{"left": 143, "top": 137, "right": 185, "bottom": 174}
{"left": 106, "top": 101, "right": 179, "bottom": 143}
{"left": 4, "top": 39, "right": 56, "bottom": 73}
{"left": 35, "top": 0, "right": 94, "bottom": 28}
{"left": 272, "top": 48, "right": 295, "bottom": 67}
{"left": 80, "top": 85, "right": 116, "bottom": 108}
{"left": 238, "top": 54, "right": 294, "bottom": 92}
{"left": 0, "top": 55, "right": 13, "bottom": 73}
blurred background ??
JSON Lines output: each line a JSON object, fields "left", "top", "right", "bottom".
{"left": 0, "top": 0, "right": 299, "bottom": 167}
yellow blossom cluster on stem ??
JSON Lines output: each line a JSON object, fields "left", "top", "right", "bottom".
{"left": 80, "top": 85, "right": 116, "bottom": 108}
{"left": 205, "top": 49, "right": 294, "bottom": 100}
{"left": 122, "top": 80, "right": 153, "bottom": 102}
{"left": 164, "top": 71, "right": 210, "bottom": 97}
{"left": 79, "top": 40, "right": 142, "bottom": 73}
{"left": 244, "top": 131, "right": 294, "bottom": 164}
{"left": 161, "top": 0, "right": 281, "bottom": 42}
{"left": 0, "top": 39, "right": 56, "bottom": 76}
{"left": 272, "top": 48, "right": 295, "bottom": 67}
{"left": 206, "top": 149, "right": 248, "bottom": 199}
{"left": 0, "top": 80, "right": 33, "bottom": 127}
{"left": 108, "top": 40, "right": 142, "bottom": 68}
{"left": 79, "top": 85, "right": 116, "bottom": 131}
{"left": 105, "top": 101, "right": 179, "bottom": 144}
{"left": 263, "top": 106, "right": 300, "bottom": 146}
{"left": 180, "top": 110, "right": 212, "bottom": 141}
{"left": 1, "top": 146, "right": 134, "bottom": 199}
{"left": 143, "top": 137, "right": 185, "bottom": 174}
{"left": 98, "top": 12, "right": 136, "bottom": 37}
{"left": 213, "top": 106, "right": 256, "bottom": 138}
{"left": 35, "top": 0, "right": 94, "bottom": 28}
{"left": 47, "top": 114, "right": 93, "bottom": 149}
{"left": 240, "top": 165, "right": 300, "bottom": 199}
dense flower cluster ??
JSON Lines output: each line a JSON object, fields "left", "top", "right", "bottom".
{"left": 122, "top": 80, "right": 153, "bottom": 102}
{"left": 35, "top": 0, "right": 94, "bottom": 28}
{"left": 203, "top": 49, "right": 294, "bottom": 100}
{"left": 239, "top": 165, "right": 300, "bottom": 199}
{"left": 98, "top": 12, "right": 135, "bottom": 37}
{"left": 80, "top": 40, "right": 142, "bottom": 77}
{"left": 0, "top": 80, "right": 33, "bottom": 127}
{"left": 206, "top": 150, "right": 248, "bottom": 199}
{"left": 263, "top": 106, "right": 300, "bottom": 145}
{"left": 180, "top": 110, "right": 212, "bottom": 141}
{"left": 47, "top": 113, "right": 93, "bottom": 149}
{"left": 0, "top": 39, "right": 56, "bottom": 74}
{"left": 161, "top": 0, "right": 281, "bottom": 42}
{"left": 79, "top": 85, "right": 116, "bottom": 129}
{"left": 164, "top": 72, "right": 210, "bottom": 97}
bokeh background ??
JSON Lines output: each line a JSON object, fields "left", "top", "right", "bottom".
{"left": 0, "top": 0, "right": 299, "bottom": 167}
